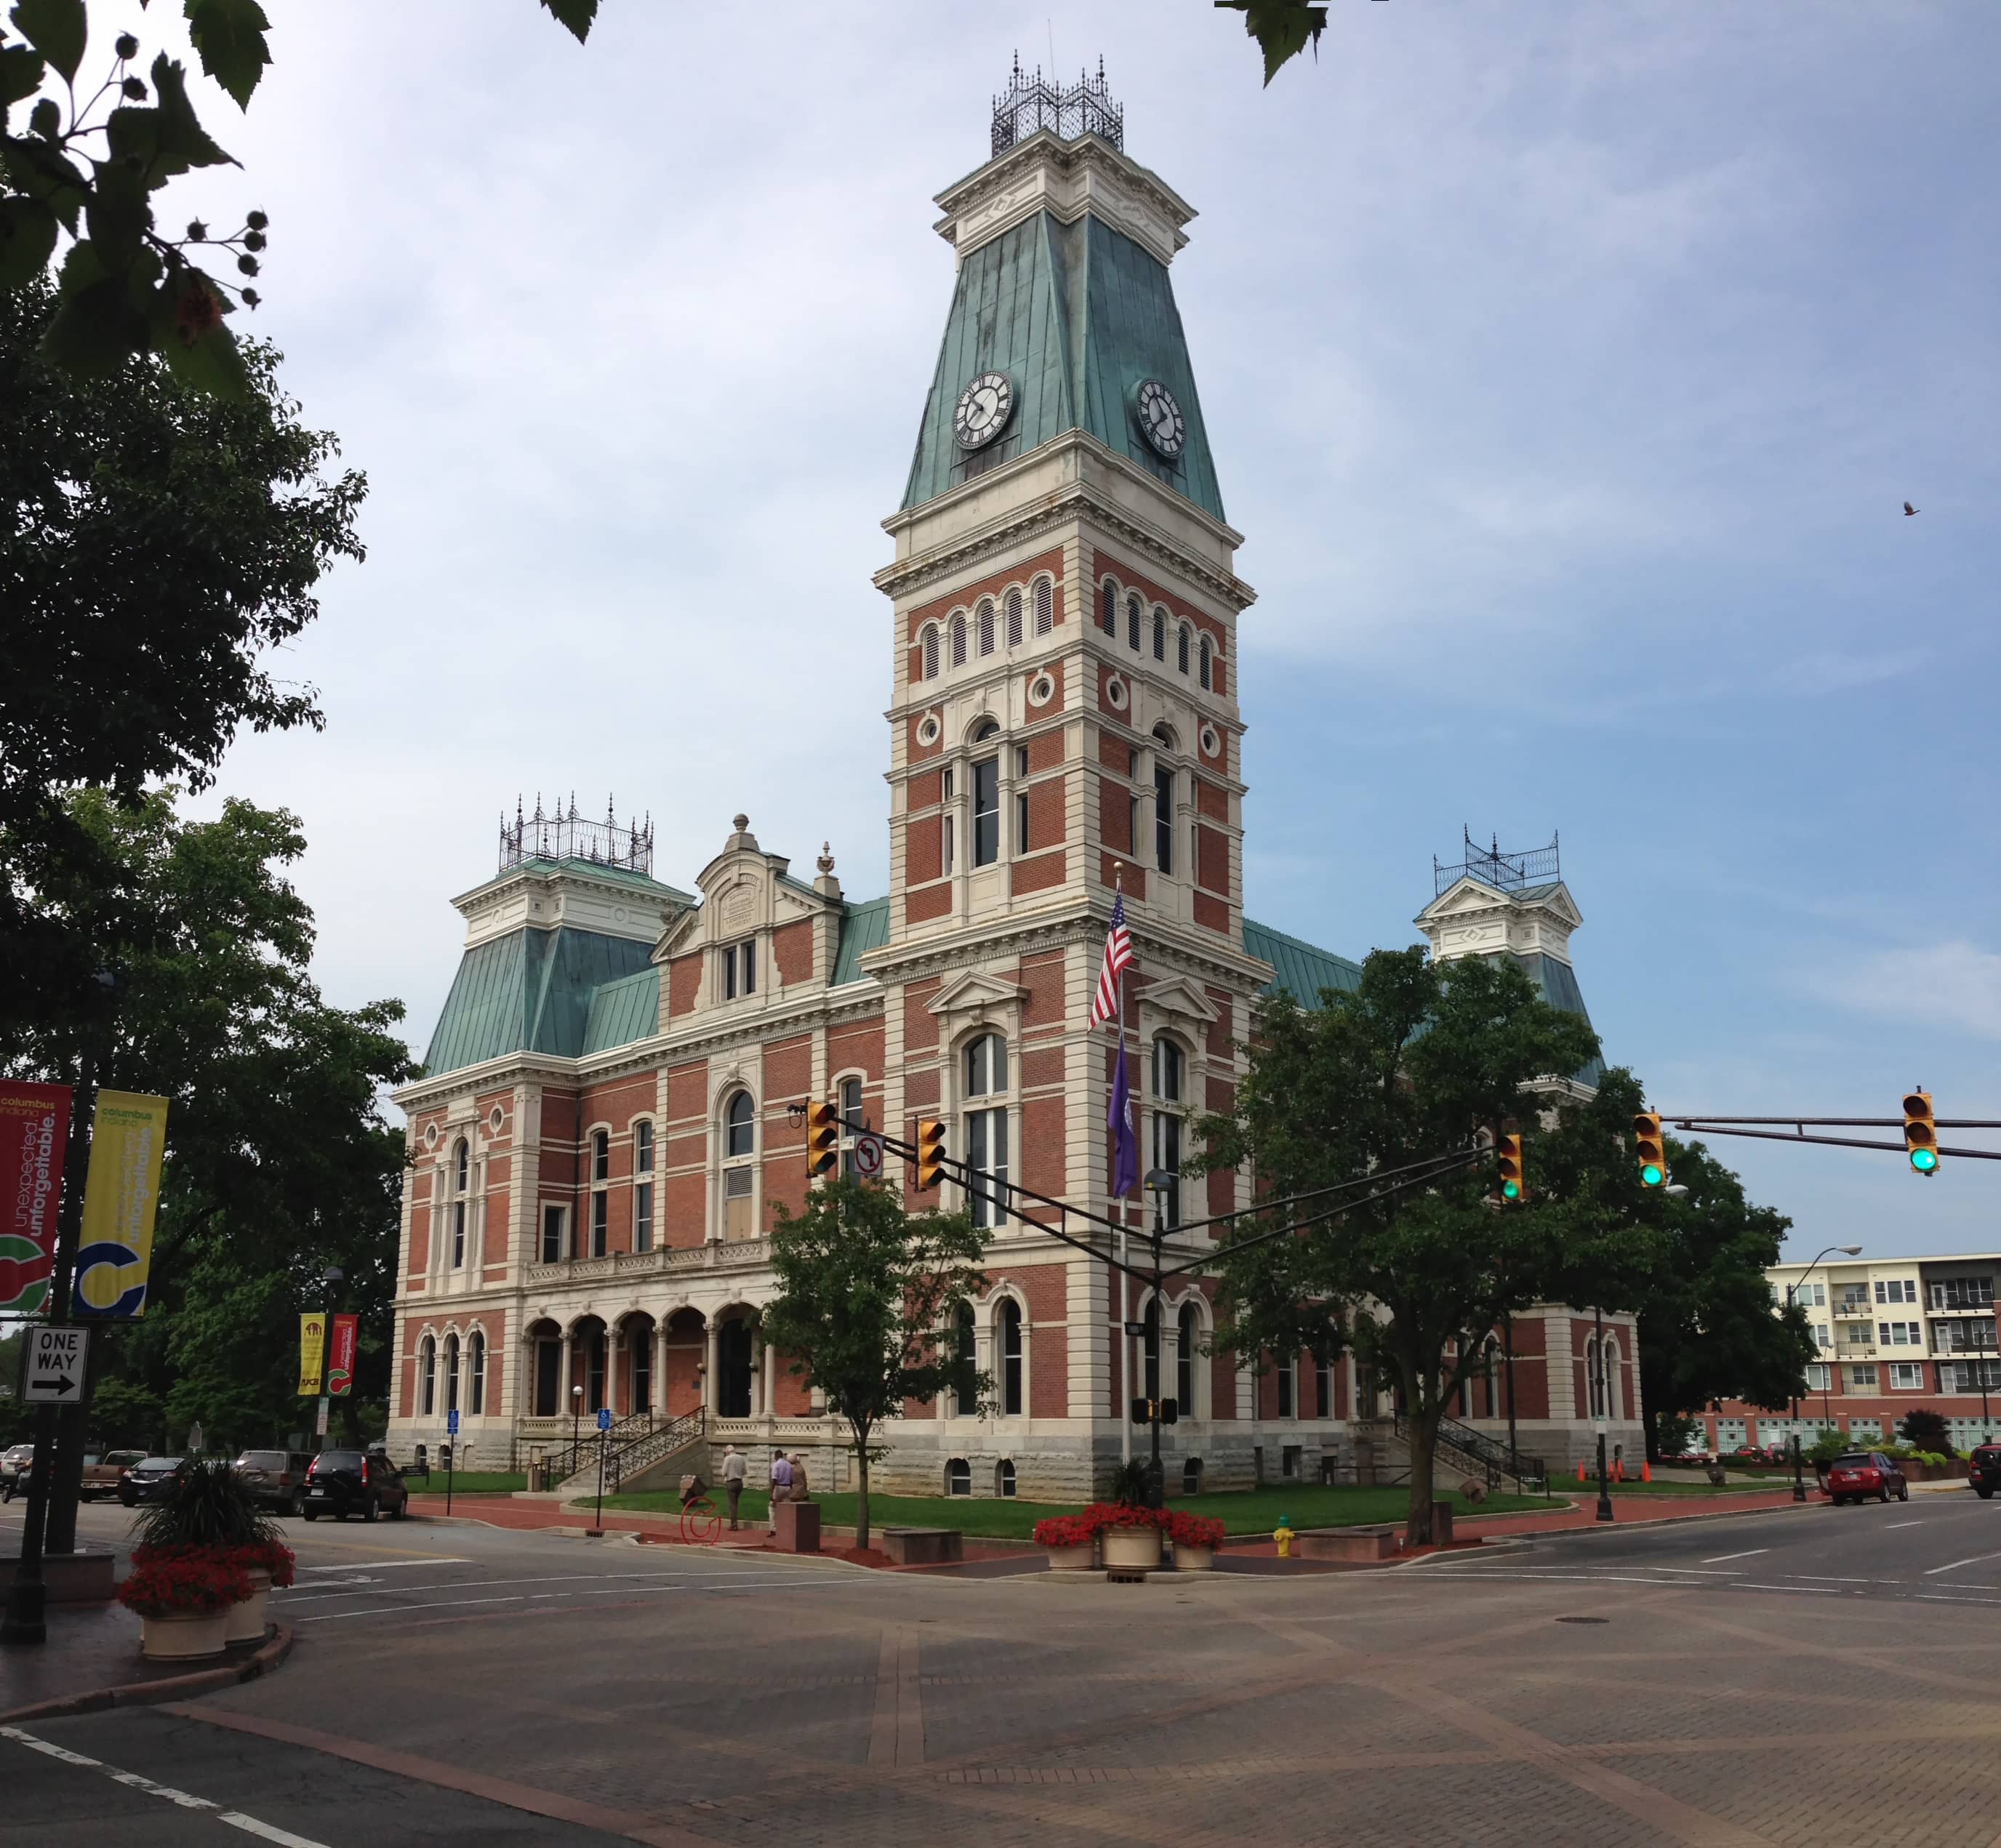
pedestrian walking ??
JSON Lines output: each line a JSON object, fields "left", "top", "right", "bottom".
{"left": 789, "top": 1452, "right": 809, "bottom": 1501}
{"left": 721, "top": 1443, "right": 747, "bottom": 1530}
{"left": 769, "top": 1448, "right": 794, "bottom": 1527}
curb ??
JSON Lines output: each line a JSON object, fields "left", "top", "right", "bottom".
{"left": 1391, "top": 1537, "right": 1537, "bottom": 1567}
{"left": 0, "top": 1624, "right": 294, "bottom": 1725}
{"left": 1480, "top": 1495, "right": 1831, "bottom": 1540}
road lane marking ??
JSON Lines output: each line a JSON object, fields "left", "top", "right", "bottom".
{"left": 0, "top": 1727, "right": 334, "bottom": 1844}
{"left": 295, "top": 1558, "right": 470, "bottom": 1572}
{"left": 1703, "top": 1549, "right": 1768, "bottom": 1563}
{"left": 1886, "top": 1521, "right": 1925, "bottom": 1530}
{"left": 1731, "top": 1583, "right": 1842, "bottom": 1594}
{"left": 1792, "top": 1575, "right": 1874, "bottom": 1583}
{"left": 278, "top": 1564, "right": 835, "bottom": 1602}
{"left": 296, "top": 1595, "right": 526, "bottom": 1623}
{"left": 1925, "top": 1548, "right": 2001, "bottom": 1576}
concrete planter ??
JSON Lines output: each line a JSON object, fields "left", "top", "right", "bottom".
{"left": 1171, "top": 1543, "right": 1215, "bottom": 1572}
{"left": 225, "top": 1570, "right": 271, "bottom": 1645}
{"left": 140, "top": 1610, "right": 230, "bottom": 1662}
{"left": 1043, "top": 1543, "right": 1095, "bottom": 1572}
{"left": 1100, "top": 1526, "right": 1162, "bottom": 1571}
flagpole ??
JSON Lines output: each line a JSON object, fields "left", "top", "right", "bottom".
{"left": 1114, "top": 865, "right": 1131, "bottom": 1467}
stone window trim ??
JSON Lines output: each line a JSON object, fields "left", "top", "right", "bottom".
{"left": 418, "top": 1332, "right": 437, "bottom": 1417}
{"left": 959, "top": 1028, "right": 1012, "bottom": 1230}
{"left": 835, "top": 1071, "right": 872, "bottom": 1179}
{"left": 918, "top": 572, "right": 1059, "bottom": 684}
{"left": 713, "top": 1080, "right": 761, "bottom": 1243}
{"left": 986, "top": 1285, "right": 1030, "bottom": 1418}
{"left": 631, "top": 1116, "right": 656, "bottom": 1254}
{"left": 449, "top": 1136, "right": 471, "bottom": 1271}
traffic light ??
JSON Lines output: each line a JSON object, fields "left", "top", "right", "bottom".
{"left": 1160, "top": 1397, "right": 1179, "bottom": 1426}
{"left": 805, "top": 1101, "right": 838, "bottom": 1177}
{"left": 1131, "top": 1397, "right": 1150, "bottom": 1426}
{"left": 914, "top": 1117, "right": 947, "bottom": 1190}
{"left": 1496, "top": 1122, "right": 1524, "bottom": 1202}
{"left": 1903, "top": 1090, "right": 1939, "bottom": 1176}
{"left": 1633, "top": 1111, "right": 1665, "bottom": 1188}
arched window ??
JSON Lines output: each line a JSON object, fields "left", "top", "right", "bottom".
{"left": 725, "top": 1092, "right": 755, "bottom": 1158}
{"left": 971, "top": 726, "right": 1000, "bottom": 867}
{"left": 950, "top": 614, "right": 967, "bottom": 667}
{"left": 977, "top": 598, "right": 996, "bottom": 656}
{"left": 444, "top": 1332, "right": 461, "bottom": 1414}
{"left": 999, "top": 1298, "right": 1023, "bottom": 1416}
{"left": 996, "top": 1458, "right": 1016, "bottom": 1498}
{"left": 420, "top": 1334, "right": 437, "bottom": 1416}
{"left": 963, "top": 1033, "right": 1009, "bottom": 1229}
{"left": 1182, "top": 1456, "right": 1203, "bottom": 1495}
{"left": 951, "top": 1301, "right": 977, "bottom": 1416}
{"left": 1005, "top": 587, "right": 1023, "bottom": 648}
{"left": 468, "top": 1329, "right": 486, "bottom": 1415}
{"left": 1177, "top": 624, "right": 1191, "bottom": 674}
{"left": 588, "top": 1128, "right": 610, "bottom": 1258}
{"left": 921, "top": 624, "right": 939, "bottom": 679}
{"left": 451, "top": 1139, "right": 469, "bottom": 1269}
{"left": 1152, "top": 1038, "right": 1184, "bottom": 1231}
{"left": 1198, "top": 635, "right": 1212, "bottom": 691}
{"left": 1100, "top": 579, "right": 1117, "bottom": 635}
{"left": 1126, "top": 593, "right": 1142, "bottom": 651}
{"left": 722, "top": 1091, "right": 755, "bottom": 1240}
{"left": 1034, "top": 578, "right": 1053, "bottom": 635}
{"left": 633, "top": 1120, "right": 654, "bottom": 1253}
{"left": 1178, "top": 1301, "right": 1200, "bottom": 1416}
{"left": 1152, "top": 610, "right": 1166, "bottom": 661}
{"left": 945, "top": 1457, "right": 971, "bottom": 1497}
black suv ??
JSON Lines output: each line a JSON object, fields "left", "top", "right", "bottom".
{"left": 1970, "top": 1444, "right": 2001, "bottom": 1501}
{"left": 233, "top": 1448, "right": 315, "bottom": 1516}
{"left": 302, "top": 1448, "right": 409, "bottom": 1522}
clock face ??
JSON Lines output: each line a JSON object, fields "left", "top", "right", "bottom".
{"left": 953, "top": 371, "right": 1014, "bottom": 450}
{"left": 1134, "top": 378, "right": 1187, "bottom": 459}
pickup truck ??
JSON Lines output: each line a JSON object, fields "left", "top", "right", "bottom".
{"left": 80, "top": 1450, "right": 148, "bottom": 1501}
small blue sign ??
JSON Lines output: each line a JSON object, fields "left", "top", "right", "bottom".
{"left": 596, "top": 1406, "right": 612, "bottom": 1431}
{"left": 446, "top": 1408, "right": 460, "bottom": 1436}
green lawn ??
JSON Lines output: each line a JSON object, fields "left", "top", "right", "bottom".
{"left": 405, "top": 1471, "right": 527, "bottom": 1495}
{"left": 593, "top": 1482, "right": 1564, "bottom": 1539}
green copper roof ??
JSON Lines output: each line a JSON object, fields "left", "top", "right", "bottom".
{"left": 424, "top": 928, "right": 656, "bottom": 1077}
{"left": 1243, "top": 918, "right": 1364, "bottom": 1005}
{"left": 832, "top": 897, "right": 890, "bottom": 986}
{"left": 582, "top": 966, "right": 661, "bottom": 1056}
{"left": 1503, "top": 951, "right": 1606, "bottom": 1090}
{"left": 902, "top": 210, "right": 1224, "bottom": 521}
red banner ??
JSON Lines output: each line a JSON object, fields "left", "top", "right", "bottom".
{"left": 328, "top": 1313, "right": 358, "bottom": 1397}
{"left": 0, "top": 1081, "right": 71, "bottom": 1315}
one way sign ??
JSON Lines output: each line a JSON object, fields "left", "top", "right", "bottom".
{"left": 22, "top": 1326, "right": 90, "bottom": 1405}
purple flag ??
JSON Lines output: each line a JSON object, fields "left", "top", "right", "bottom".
{"left": 1108, "top": 1040, "right": 1139, "bottom": 1199}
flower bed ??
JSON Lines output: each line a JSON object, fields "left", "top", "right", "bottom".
{"left": 117, "top": 1552, "right": 254, "bottom": 1619}
{"left": 1031, "top": 1504, "right": 1228, "bottom": 1548}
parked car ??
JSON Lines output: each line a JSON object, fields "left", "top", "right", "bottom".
{"left": 1826, "top": 1450, "right": 1909, "bottom": 1506}
{"left": 117, "top": 1456, "right": 188, "bottom": 1506}
{"left": 233, "top": 1448, "right": 315, "bottom": 1516}
{"left": 80, "top": 1449, "right": 148, "bottom": 1501}
{"left": 302, "top": 1448, "right": 408, "bottom": 1522}
{"left": 1968, "top": 1443, "right": 2001, "bottom": 1501}
{"left": 0, "top": 1442, "right": 36, "bottom": 1493}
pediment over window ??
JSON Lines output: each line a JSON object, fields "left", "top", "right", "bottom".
{"left": 929, "top": 969, "right": 1028, "bottom": 1025}
{"left": 1137, "top": 974, "right": 1218, "bottom": 1027}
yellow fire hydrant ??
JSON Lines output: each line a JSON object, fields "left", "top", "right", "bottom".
{"left": 1274, "top": 1516, "right": 1294, "bottom": 1559}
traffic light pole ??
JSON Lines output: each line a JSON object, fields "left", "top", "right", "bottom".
{"left": 1664, "top": 1116, "right": 2001, "bottom": 1160}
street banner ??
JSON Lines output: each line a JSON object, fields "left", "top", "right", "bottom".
{"left": 0, "top": 1081, "right": 71, "bottom": 1315}
{"left": 72, "top": 1090, "right": 169, "bottom": 1319}
{"left": 298, "top": 1311, "right": 326, "bottom": 1396}
{"left": 328, "top": 1314, "right": 358, "bottom": 1397}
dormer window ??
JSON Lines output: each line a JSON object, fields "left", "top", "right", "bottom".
{"left": 721, "top": 938, "right": 757, "bottom": 1000}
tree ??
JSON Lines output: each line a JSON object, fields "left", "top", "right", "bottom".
{"left": 0, "top": 273, "right": 365, "bottom": 1039}
{"left": 761, "top": 1178, "right": 988, "bottom": 1552}
{"left": 1216, "top": 1, "right": 1329, "bottom": 86}
{"left": 1, "top": 0, "right": 599, "bottom": 388}
{"left": 1898, "top": 1407, "right": 1952, "bottom": 1456}
{"left": 1630, "top": 1136, "right": 1812, "bottom": 1461}
{"left": 1195, "top": 947, "right": 1658, "bottom": 1545}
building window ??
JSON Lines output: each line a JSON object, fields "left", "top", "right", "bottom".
{"left": 1034, "top": 577, "right": 1053, "bottom": 635}
{"left": 977, "top": 598, "right": 996, "bottom": 656}
{"left": 1151, "top": 1037, "right": 1183, "bottom": 1231}
{"left": 1880, "top": 1321, "right": 1922, "bottom": 1347}
{"left": 1874, "top": 1278, "right": 1915, "bottom": 1304}
{"left": 1946, "top": 1361, "right": 2001, "bottom": 1393}
{"left": 592, "top": 1129, "right": 609, "bottom": 1183}
{"left": 950, "top": 614, "right": 967, "bottom": 666}
{"left": 1849, "top": 1364, "right": 1878, "bottom": 1388}
{"left": 723, "top": 1091, "right": 755, "bottom": 1240}
{"left": 1006, "top": 588, "right": 1023, "bottom": 648}
{"left": 1890, "top": 1362, "right": 1926, "bottom": 1389}
{"left": 1198, "top": 635, "right": 1212, "bottom": 690}
{"left": 1815, "top": 1323, "right": 1830, "bottom": 1350}
{"left": 1126, "top": 593, "right": 1142, "bottom": 651}
{"left": 1178, "top": 1301, "right": 1199, "bottom": 1415}
{"left": 590, "top": 1189, "right": 608, "bottom": 1258}
{"left": 444, "top": 1333, "right": 461, "bottom": 1413}
{"left": 633, "top": 1120, "right": 654, "bottom": 1253}
{"left": 1151, "top": 609, "right": 1166, "bottom": 661}
{"left": 1100, "top": 579, "right": 1117, "bottom": 634}
{"left": 972, "top": 754, "right": 1000, "bottom": 867}
{"left": 1154, "top": 765, "right": 1174, "bottom": 873}
{"left": 721, "top": 939, "right": 757, "bottom": 1000}
{"left": 1182, "top": 1457, "right": 1203, "bottom": 1495}
{"left": 997, "top": 1459, "right": 1016, "bottom": 1498}
{"left": 585, "top": 1327, "right": 606, "bottom": 1413}
{"left": 468, "top": 1330, "right": 486, "bottom": 1414}
{"left": 1932, "top": 1277, "right": 1996, "bottom": 1310}
{"left": 1805, "top": 1363, "right": 1830, "bottom": 1391}
{"left": 963, "top": 1032, "right": 1009, "bottom": 1229}
{"left": 951, "top": 1301, "right": 977, "bottom": 1415}
{"left": 1318, "top": 1356, "right": 1334, "bottom": 1419}
{"left": 1277, "top": 1354, "right": 1295, "bottom": 1419}
{"left": 541, "top": 1203, "right": 566, "bottom": 1264}
{"left": 999, "top": 1298, "right": 1023, "bottom": 1415}
{"left": 945, "top": 1458, "right": 971, "bottom": 1497}
{"left": 1177, "top": 624, "right": 1190, "bottom": 674}
{"left": 921, "top": 624, "right": 939, "bottom": 679}
{"left": 420, "top": 1335, "right": 436, "bottom": 1417}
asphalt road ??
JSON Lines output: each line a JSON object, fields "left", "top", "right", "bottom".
{"left": 5, "top": 1490, "right": 2001, "bottom": 1846}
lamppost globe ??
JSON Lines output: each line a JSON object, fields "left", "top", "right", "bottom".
{"left": 321, "top": 1266, "right": 343, "bottom": 1291}
{"left": 1836, "top": 1244, "right": 1864, "bottom": 1256}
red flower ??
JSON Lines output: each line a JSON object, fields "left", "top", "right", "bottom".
{"left": 117, "top": 1551, "right": 254, "bottom": 1618}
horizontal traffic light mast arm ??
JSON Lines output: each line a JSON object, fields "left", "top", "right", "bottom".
{"left": 1664, "top": 1115, "right": 2001, "bottom": 1129}
{"left": 1668, "top": 1122, "right": 2001, "bottom": 1161}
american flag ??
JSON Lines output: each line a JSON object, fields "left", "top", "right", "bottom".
{"left": 1088, "top": 891, "right": 1134, "bottom": 1029}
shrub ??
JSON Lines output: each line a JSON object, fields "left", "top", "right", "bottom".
{"left": 1031, "top": 1514, "right": 1099, "bottom": 1548}
{"left": 1107, "top": 1459, "right": 1152, "bottom": 1508}
{"left": 129, "top": 1457, "right": 278, "bottom": 1553}
{"left": 116, "top": 1553, "right": 252, "bottom": 1619}
{"left": 1160, "top": 1508, "right": 1225, "bottom": 1549}
{"left": 1897, "top": 1408, "right": 1953, "bottom": 1457}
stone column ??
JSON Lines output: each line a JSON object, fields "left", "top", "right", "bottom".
{"left": 653, "top": 1322, "right": 669, "bottom": 1419}
{"left": 704, "top": 1317, "right": 720, "bottom": 1414}
{"left": 761, "top": 1335, "right": 775, "bottom": 1418}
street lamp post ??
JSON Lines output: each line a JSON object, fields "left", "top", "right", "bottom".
{"left": 1142, "top": 1169, "right": 1174, "bottom": 1511}
{"left": 319, "top": 1266, "right": 344, "bottom": 1451}
{"left": 571, "top": 1383, "right": 583, "bottom": 1479}
{"left": 1784, "top": 1244, "right": 1864, "bottom": 1503}
{"left": 1592, "top": 1306, "right": 1613, "bottom": 1524}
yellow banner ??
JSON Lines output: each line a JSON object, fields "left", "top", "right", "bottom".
{"left": 299, "top": 1312, "right": 326, "bottom": 1397}
{"left": 72, "top": 1090, "right": 169, "bottom": 1320}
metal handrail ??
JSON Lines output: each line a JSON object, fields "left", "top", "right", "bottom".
{"left": 604, "top": 1407, "right": 707, "bottom": 1492}
{"left": 1397, "top": 1410, "right": 1545, "bottom": 1493}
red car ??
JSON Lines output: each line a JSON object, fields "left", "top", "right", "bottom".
{"left": 1825, "top": 1450, "right": 1909, "bottom": 1506}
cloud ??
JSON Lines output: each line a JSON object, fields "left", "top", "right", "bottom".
{"left": 1810, "top": 941, "right": 2001, "bottom": 1042}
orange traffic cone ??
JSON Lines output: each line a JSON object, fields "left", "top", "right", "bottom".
{"left": 1642, "top": 1461, "right": 1652, "bottom": 1483}
{"left": 1576, "top": 1461, "right": 1587, "bottom": 1482}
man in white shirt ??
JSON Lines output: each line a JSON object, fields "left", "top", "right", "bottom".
{"left": 720, "top": 1444, "right": 747, "bottom": 1530}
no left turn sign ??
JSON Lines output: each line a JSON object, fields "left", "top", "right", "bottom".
{"left": 852, "top": 1133, "right": 885, "bottom": 1179}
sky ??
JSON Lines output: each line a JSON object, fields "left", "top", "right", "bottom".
{"left": 113, "top": 0, "right": 2000, "bottom": 1263}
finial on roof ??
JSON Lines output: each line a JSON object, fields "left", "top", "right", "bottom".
{"left": 733, "top": 813, "right": 749, "bottom": 832}
{"left": 816, "top": 841, "right": 835, "bottom": 875}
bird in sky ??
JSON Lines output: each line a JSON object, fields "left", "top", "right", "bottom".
{"left": 1904, "top": 501, "right": 1920, "bottom": 516}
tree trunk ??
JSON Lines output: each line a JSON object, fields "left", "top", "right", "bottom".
{"left": 1404, "top": 1409, "right": 1437, "bottom": 1548}
{"left": 853, "top": 1421, "right": 872, "bottom": 1551}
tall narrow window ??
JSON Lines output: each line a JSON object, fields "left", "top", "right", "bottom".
{"left": 451, "top": 1139, "right": 468, "bottom": 1269}
{"left": 1152, "top": 1037, "right": 1183, "bottom": 1231}
{"left": 1034, "top": 578, "right": 1053, "bottom": 635}
{"left": 633, "top": 1120, "right": 654, "bottom": 1253}
{"left": 592, "top": 1129, "right": 609, "bottom": 1182}
{"left": 631, "top": 1326, "right": 651, "bottom": 1413}
{"left": 1177, "top": 624, "right": 1191, "bottom": 674}
{"left": 586, "top": 1328, "right": 606, "bottom": 1413}
{"left": 1000, "top": 1298, "right": 1023, "bottom": 1415}
{"left": 950, "top": 614, "right": 967, "bottom": 666}
{"left": 1316, "top": 1357, "right": 1332, "bottom": 1418}
{"left": 721, "top": 939, "right": 757, "bottom": 998}
{"left": 977, "top": 599, "right": 996, "bottom": 656}
{"left": 922, "top": 625, "right": 939, "bottom": 679}
{"left": 444, "top": 1333, "right": 461, "bottom": 1414}
{"left": 839, "top": 1076, "right": 866, "bottom": 1178}
{"left": 1177, "top": 1301, "right": 1198, "bottom": 1415}
{"left": 1155, "top": 765, "right": 1175, "bottom": 874}
{"left": 1152, "top": 610, "right": 1166, "bottom": 661}
{"left": 1278, "top": 1353, "right": 1295, "bottom": 1418}
{"left": 1126, "top": 594, "right": 1142, "bottom": 651}
{"left": 1005, "top": 588, "right": 1023, "bottom": 648}
{"left": 964, "top": 1032, "right": 1009, "bottom": 1229}
{"left": 420, "top": 1335, "right": 437, "bottom": 1417}
{"left": 1100, "top": 579, "right": 1117, "bottom": 634}
{"left": 541, "top": 1203, "right": 566, "bottom": 1264}
{"left": 468, "top": 1329, "right": 486, "bottom": 1414}
{"left": 952, "top": 1301, "right": 977, "bottom": 1416}
{"left": 1198, "top": 635, "right": 1212, "bottom": 690}
{"left": 723, "top": 1091, "right": 755, "bottom": 1240}
{"left": 589, "top": 1128, "right": 610, "bottom": 1257}
{"left": 1014, "top": 752, "right": 1030, "bottom": 854}
{"left": 972, "top": 756, "right": 1000, "bottom": 867}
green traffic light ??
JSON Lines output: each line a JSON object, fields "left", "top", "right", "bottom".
{"left": 1640, "top": 1163, "right": 1664, "bottom": 1187}
{"left": 1501, "top": 1180, "right": 1520, "bottom": 1200}
{"left": 1911, "top": 1148, "right": 1938, "bottom": 1173}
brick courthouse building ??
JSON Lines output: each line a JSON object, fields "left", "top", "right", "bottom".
{"left": 386, "top": 71, "right": 1642, "bottom": 1497}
